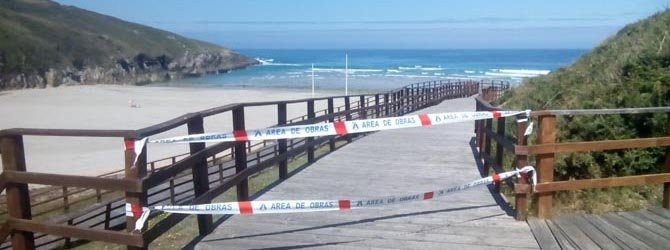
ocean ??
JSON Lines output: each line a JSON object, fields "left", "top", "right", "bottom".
{"left": 168, "top": 49, "right": 586, "bottom": 91}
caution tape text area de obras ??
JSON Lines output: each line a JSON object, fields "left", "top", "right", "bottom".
{"left": 147, "top": 110, "right": 532, "bottom": 144}
{"left": 128, "top": 166, "right": 536, "bottom": 231}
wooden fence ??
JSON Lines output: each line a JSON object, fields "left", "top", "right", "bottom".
{"left": 475, "top": 96, "right": 670, "bottom": 220}
{"left": 0, "top": 79, "right": 493, "bottom": 249}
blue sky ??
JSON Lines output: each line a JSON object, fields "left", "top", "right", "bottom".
{"left": 55, "top": 0, "right": 669, "bottom": 49}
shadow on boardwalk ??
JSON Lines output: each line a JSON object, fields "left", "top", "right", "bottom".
{"left": 468, "top": 137, "right": 516, "bottom": 217}
{"left": 201, "top": 204, "right": 499, "bottom": 242}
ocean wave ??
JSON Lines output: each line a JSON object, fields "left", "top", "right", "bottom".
{"left": 386, "top": 69, "right": 402, "bottom": 73}
{"left": 384, "top": 74, "right": 433, "bottom": 78}
{"left": 255, "top": 58, "right": 302, "bottom": 66}
{"left": 484, "top": 72, "right": 548, "bottom": 78}
{"left": 448, "top": 74, "right": 495, "bottom": 79}
{"left": 464, "top": 70, "right": 476, "bottom": 74}
{"left": 310, "top": 68, "right": 383, "bottom": 73}
{"left": 397, "top": 65, "right": 443, "bottom": 71}
{"left": 398, "top": 65, "right": 422, "bottom": 70}
{"left": 488, "top": 69, "right": 550, "bottom": 77}
{"left": 420, "top": 67, "right": 443, "bottom": 71}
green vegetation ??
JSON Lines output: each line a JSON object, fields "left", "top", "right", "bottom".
{"left": 498, "top": 10, "right": 670, "bottom": 214}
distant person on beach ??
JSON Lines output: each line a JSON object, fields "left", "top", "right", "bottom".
{"left": 128, "top": 99, "right": 140, "bottom": 108}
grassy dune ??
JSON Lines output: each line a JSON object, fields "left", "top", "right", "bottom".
{"left": 499, "top": 10, "right": 670, "bottom": 214}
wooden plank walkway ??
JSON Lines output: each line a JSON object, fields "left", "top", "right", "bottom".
{"left": 196, "top": 97, "right": 538, "bottom": 250}
{"left": 529, "top": 208, "right": 670, "bottom": 250}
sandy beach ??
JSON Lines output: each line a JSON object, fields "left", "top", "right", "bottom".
{"left": 0, "top": 85, "right": 343, "bottom": 176}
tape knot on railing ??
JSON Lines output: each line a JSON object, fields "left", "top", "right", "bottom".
{"left": 515, "top": 110, "right": 534, "bottom": 136}
{"left": 515, "top": 166, "right": 537, "bottom": 190}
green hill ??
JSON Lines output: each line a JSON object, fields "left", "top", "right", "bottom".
{"left": 0, "top": 0, "right": 257, "bottom": 89}
{"left": 499, "top": 10, "right": 670, "bottom": 213}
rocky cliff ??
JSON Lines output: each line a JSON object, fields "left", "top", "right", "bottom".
{"left": 0, "top": 0, "right": 258, "bottom": 89}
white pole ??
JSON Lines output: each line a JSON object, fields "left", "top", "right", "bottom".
{"left": 345, "top": 53, "right": 348, "bottom": 96}
{"left": 311, "top": 63, "right": 315, "bottom": 98}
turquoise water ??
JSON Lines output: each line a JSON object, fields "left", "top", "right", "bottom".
{"left": 170, "top": 49, "right": 585, "bottom": 91}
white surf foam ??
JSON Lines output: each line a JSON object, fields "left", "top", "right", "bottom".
{"left": 255, "top": 58, "right": 302, "bottom": 66}
{"left": 486, "top": 69, "right": 551, "bottom": 78}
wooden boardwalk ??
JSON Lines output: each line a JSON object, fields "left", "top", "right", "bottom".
{"left": 196, "top": 97, "right": 539, "bottom": 249}
{"left": 529, "top": 208, "right": 670, "bottom": 250}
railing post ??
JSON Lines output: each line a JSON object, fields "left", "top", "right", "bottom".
{"left": 515, "top": 117, "right": 529, "bottom": 220}
{"left": 359, "top": 96, "right": 366, "bottom": 119}
{"left": 391, "top": 92, "right": 398, "bottom": 116}
{"left": 104, "top": 203, "right": 112, "bottom": 230}
{"left": 307, "top": 100, "right": 315, "bottom": 163}
{"left": 278, "top": 103, "right": 288, "bottom": 179}
{"left": 96, "top": 188, "right": 102, "bottom": 202}
{"left": 397, "top": 91, "right": 402, "bottom": 114}
{"left": 123, "top": 137, "right": 147, "bottom": 250}
{"left": 536, "top": 114, "right": 556, "bottom": 218}
{"left": 483, "top": 118, "right": 493, "bottom": 173}
{"left": 398, "top": 90, "right": 404, "bottom": 115}
{"left": 62, "top": 186, "right": 69, "bottom": 210}
{"left": 169, "top": 178, "right": 175, "bottom": 204}
{"left": 1, "top": 135, "right": 35, "bottom": 249}
{"left": 65, "top": 219, "right": 73, "bottom": 247}
{"left": 475, "top": 99, "right": 482, "bottom": 141}
{"left": 233, "top": 106, "right": 249, "bottom": 201}
{"left": 327, "top": 98, "right": 336, "bottom": 151}
{"left": 384, "top": 93, "right": 390, "bottom": 116}
{"left": 375, "top": 94, "right": 381, "bottom": 118}
{"left": 494, "top": 116, "right": 506, "bottom": 190}
{"left": 664, "top": 112, "right": 670, "bottom": 208}
{"left": 395, "top": 91, "right": 401, "bottom": 115}
{"left": 406, "top": 88, "right": 411, "bottom": 114}
{"left": 422, "top": 82, "right": 427, "bottom": 105}
{"left": 344, "top": 96, "right": 352, "bottom": 142}
{"left": 477, "top": 106, "right": 486, "bottom": 155}
{"left": 187, "top": 114, "right": 213, "bottom": 235}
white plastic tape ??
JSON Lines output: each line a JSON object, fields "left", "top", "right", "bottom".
{"left": 524, "top": 121, "right": 534, "bottom": 136}
{"left": 133, "top": 166, "right": 536, "bottom": 231}
{"left": 124, "top": 137, "right": 148, "bottom": 166}
{"left": 149, "top": 110, "right": 531, "bottom": 144}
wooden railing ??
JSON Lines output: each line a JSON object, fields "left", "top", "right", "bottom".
{"left": 475, "top": 96, "right": 670, "bottom": 220}
{"left": 0, "top": 79, "right": 489, "bottom": 249}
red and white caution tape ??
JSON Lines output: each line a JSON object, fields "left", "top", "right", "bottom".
{"left": 148, "top": 110, "right": 531, "bottom": 144}
{"left": 130, "top": 166, "right": 536, "bottom": 231}
{"left": 124, "top": 137, "right": 147, "bottom": 167}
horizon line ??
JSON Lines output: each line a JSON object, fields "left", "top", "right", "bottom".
{"left": 230, "top": 48, "right": 591, "bottom": 50}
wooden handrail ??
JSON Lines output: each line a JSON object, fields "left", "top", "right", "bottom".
{"left": 474, "top": 96, "right": 504, "bottom": 111}
{"left": 532, "top": 107, "right": 670, "bottom": 117}
{"left": 8, "top": 218, "right": 145, "bottom": 247}
{"left": 0, "top": 128, "right": 135, "bottom": 138}
{"left": 3, "top": 170, "right": 143, "bottom": 192}
{"left": 515, "top": 137, "right": 670, "bottom": 155}
{"left": 534, "top": 173, "right": 670, "bottom": 193}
